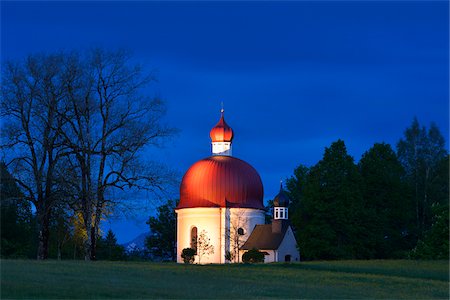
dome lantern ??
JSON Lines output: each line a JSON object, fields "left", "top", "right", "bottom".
{"left": 210, "top": 109, "right": 234, "bottom": 156}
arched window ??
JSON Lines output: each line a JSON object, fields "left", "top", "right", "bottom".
{"left": 190, "top": 227, "right": 198, "bottom": 252}
{"left": 237, "top": 228, "right": 244, "bottom": 235}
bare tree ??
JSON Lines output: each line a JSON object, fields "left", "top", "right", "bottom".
{"left": 2, "top": 49, "right": 177, "bottom": 260}
{"left": 59, "top": 49, "right": 177, "bottom": 260}
{"left": 197, "top": 229, "right": 214, "bottom": 264}
{"left": 225, "top": 209, "right": 248, "bottom": 263}
{"left": 1, "top": 53, "right": 72, "bottom": 259}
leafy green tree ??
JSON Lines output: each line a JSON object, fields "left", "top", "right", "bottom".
{"left": 146, "top": 199, "right": 177, "bottom": 261}
{"left": 397, "top": 118, "right": 447, "bottom": 240}
{"left": 358, "top": 143, "right": 414, "bottom": 258}
{"left": 1, "top": 163, "right": 35, "bottom": 258}
{"left": 294, "top": 140, "right": 369, "bottom": 260}
{"left": 285, "top": 164, "right": 309, "bottom": 233}
{"left": 409, "top": 154, "right": 449, "bottom": 259}
{"left": 409, "top": 202, "right": 449, "bottom": 259}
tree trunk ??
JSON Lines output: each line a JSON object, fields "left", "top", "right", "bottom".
{"left": 57, "top": 242, "right": 62, "bottom": 260}
{"left": 83, "top": 211, "right": 92, "bottom": 261}
{"left": 36, "top": 207, "right": 50, "bottom": 260}
{"left": 90, "top": 226, "right": 97, "bottom": 260}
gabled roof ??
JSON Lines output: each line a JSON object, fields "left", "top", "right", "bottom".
{"left": 241, "top": 221, "right": 290, "bottom": 250}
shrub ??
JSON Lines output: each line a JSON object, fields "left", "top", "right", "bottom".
{"left": 181, "top": 248, "right": 196, "bottom": 264}
{"left": 225, "top": 250, "right": 234, "bottom": 262}
{"left": 242, "top": 248, "right": 264, "bottom": 263}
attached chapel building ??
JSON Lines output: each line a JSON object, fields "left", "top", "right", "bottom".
{"left": 175, "top": 110, "right": 300, "bottom": 264}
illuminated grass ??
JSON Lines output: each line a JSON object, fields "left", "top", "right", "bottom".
{"left": 1, "top": 259, "right": 448, "bottom": 299}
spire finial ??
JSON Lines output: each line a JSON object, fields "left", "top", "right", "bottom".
{"left": 220, "top": 101, "right": 224, "bottom": 114}
{"left": 280, "top": 180, "right": 283, "bottom": 190}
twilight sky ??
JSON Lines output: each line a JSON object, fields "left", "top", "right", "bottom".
{"left": 2, "top": 1, "right": 448, "bottom": 243}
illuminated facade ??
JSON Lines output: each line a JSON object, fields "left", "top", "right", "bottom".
{"left": 176, "top": 110, "right": 300, "bottom": 263}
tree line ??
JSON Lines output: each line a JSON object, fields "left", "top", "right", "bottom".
{"left": 1, "top": 49, "right": 176, "bottom": 260}
{"left": 286, "top": 118, "right": 448, "bottom": 260}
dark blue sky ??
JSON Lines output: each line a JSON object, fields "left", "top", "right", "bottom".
{"left": 2, "top": 1, "right": 448, "bottom": 243}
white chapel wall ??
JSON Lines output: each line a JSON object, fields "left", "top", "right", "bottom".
{"left": 276, "top": 226, "right": 300, "bottom": 262}
{"left": 176, "top": 208, "right": 222, "bottom": 264}
{"left": 176, "top": 207, "right": 265, "bottom": 264}
{"left": 228, "top": 208, "right": 265, "bottom": 263}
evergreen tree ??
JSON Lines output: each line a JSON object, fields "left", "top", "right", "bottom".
{"left": 96, "top": 229, "right": 125, "bottom": 260}
{"left": 146, "top": 199, "right": 177, "bottom": 261}
{"left": 0, "top": 163, "right": 35, "bottom": 258}
{"left": 295, "top": 140, "right": 369, "bottom": 260}
{"left": 358, "top": 143, "right": 414, "bottom": 258}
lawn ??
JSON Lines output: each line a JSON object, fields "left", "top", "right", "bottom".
{"left": 1, "top": 259, "right": 448, "bottom": 299}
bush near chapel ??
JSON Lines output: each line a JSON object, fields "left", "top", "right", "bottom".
{"left": 242, "top": 248, "right": 265, "bottom": 263}
{"left": 181, "top": 248, "right": 196, "bottom": 264}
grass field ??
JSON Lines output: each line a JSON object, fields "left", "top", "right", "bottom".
{"left": 1, "top": 259, "right": 448, "bottom": 299}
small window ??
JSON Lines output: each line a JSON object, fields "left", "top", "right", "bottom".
{"left": 237, "top": 228, "right": 244, "bottom": 235}
{"left": 285, "top": 255, "right": 291, "bottom": 262}
{"left": 275, "top": 210, "right": 279, "bottom": 218}
{"left": 190, "top": 227, "right": 198, "bottom": 251}
{"left": 280, "top": 210, "right": 284, "bottom": 219}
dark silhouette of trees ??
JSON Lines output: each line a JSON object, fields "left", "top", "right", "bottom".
{"left": 358, "top": 143, "right": 413, "bottom": 258}
{"left": 292, "top": 140, "right": 369, "bottom": 260}
{"left": 288, "top": 119, "right": 448, "bottom": 260}
{"left": 58, "top": 49, "right": 177, "bottom": 260}
{"left": 96, "top": 229, "right": 125, "bottom": 260}
{"left": 285, "top": 164, "right": 308, "bottom": 233}
{"left": 1, "top": 49, "right": 177, "bottom": 260}
{"left": 146, "top": 199, "right": 177, "bottom": 261}
{"left": 397, "top": 118, "right": 447, "bottom": 240}
{"left": 0, "top": 162, "right": 34, "bottom": 258}
{"left": 2, "top": 54, "right": 73, "bottom": 259}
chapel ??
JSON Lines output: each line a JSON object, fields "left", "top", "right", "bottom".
{"left": 175, "top": 109, "right": 300, "bottom": 263}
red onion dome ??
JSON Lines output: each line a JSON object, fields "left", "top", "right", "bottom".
{"left": 177, "top": 156, "right": 264, "bottom": 209}
{"left": 209, "top": 110, "right": 234, "bottom": 142}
